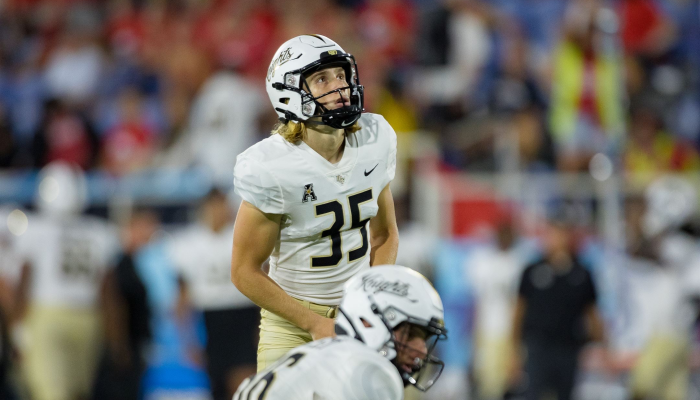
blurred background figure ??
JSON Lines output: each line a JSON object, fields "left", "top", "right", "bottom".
{"left": 12, "top": 162, "right": 119, "bottom": 400}
{"left": 395, "top": 195, "right": 439, "bottom": 279}
{"left": 466, "top": 218, "right": 525, "bottom": 400}
{"left": 167, "top": 189, "right": 258, "bottom": 400}
{"left": 0, "top": 206, "right": 28, "bottom": 400}
{"left": 91, "top": 208, "right": 156, "bottom": 400}
{"left": 628, "top": 177, "right": 700, "bottom": 400}
{"left": 30, "top": 98, "right": 100, "bottom": 171}
{"left": 125, "top": 211, "right": 211, "bottom": 400}
{"left": 549, "top": 0, "right": 624, "bottom": 172}
{"left": 158, "top": 60, "right": 266, "bottom": 184}
{"left": 624, "top": 97, "right": 700, "bottom": 187}
{"left": 99, "top": 86, "right": 159, "bottom": 176}
{"left": 43, "top": 4, "right": 103, "bottom": 107}
{"left": 0, "top": 103, "right": 25, "bottom": 169}
{"left": 511, "top": 213, "right": 607, "bottom": 400}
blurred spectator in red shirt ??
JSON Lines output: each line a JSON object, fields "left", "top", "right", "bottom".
{"left": 104, "top": 0, "right": 146, "bottom": 60}
{"left": 194, "top": 0, "right": 277, "bottom": 80}
{"left": 618, "top": 0, "right": 676, "bottom": 57}
{"left": 31, "top": 98, "right": 99, "bottom": 170}
{"left": 357, "top": 0, "right": 415, "bottom": 64}
{"left": 100, "top": 87, "right": 155, "bottom": 176}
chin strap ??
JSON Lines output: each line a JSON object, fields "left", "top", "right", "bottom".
{"left": 274, "top": 107, "right": 299, "bottom": 123}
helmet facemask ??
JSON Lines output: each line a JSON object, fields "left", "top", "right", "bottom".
{"left": 384, "top": 317, "right": 447, "bottom": 391}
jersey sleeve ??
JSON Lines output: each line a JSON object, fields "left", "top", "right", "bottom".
{"left": 379, "top": 116, "right": 397, "bottom": 191}
{"left": 233, "top": 155, "right": 285, "bottom": 214}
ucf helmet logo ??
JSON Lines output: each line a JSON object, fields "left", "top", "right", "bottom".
{"left": 360, "top": 275, "right": 419, "bottom": 303}
{"left": 267, "top": 47, "right": 294, "bottom": 82}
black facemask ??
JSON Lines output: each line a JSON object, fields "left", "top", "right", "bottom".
{"left": 387, "top": 318, "right": 448, "bottom": 391}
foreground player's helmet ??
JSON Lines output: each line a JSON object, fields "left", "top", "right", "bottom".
{"left": 336, "top": 265, "right": 448, "bottom": 391}
{"left": 265, "top": 34, "right": 364, "bottom": 129}
{"left": 644, "top": 175, "right": 697, "bottom": 238}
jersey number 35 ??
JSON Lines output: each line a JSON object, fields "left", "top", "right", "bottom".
{"left": 312, "top": 188, "right": 373, "bottom": 268}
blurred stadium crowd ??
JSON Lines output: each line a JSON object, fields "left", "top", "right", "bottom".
{"left": 0, "top": 0, "right": 698, "bottom": 177}
{"left": 0, "top": 0, "right": 699, "bottom": 399}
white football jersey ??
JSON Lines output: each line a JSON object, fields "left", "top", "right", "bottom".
{"left": 233, "top": 336, "right": 404, "bottom": 400}
{"left": 167, "top": 223, "right": 254, "bottom": 310}
{"left": 467, "top": 247, "right": 523, "bottom": 337}
{"left": 12, "top": 213, "right": 119, "bottom": 308}
{"left": 0, "top": 208, "right": 25, "bottom": 285}
{"left": 234, "top": 113, "right": 397, "bottom": 305}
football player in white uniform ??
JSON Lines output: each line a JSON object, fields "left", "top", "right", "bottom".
{"left": 167, "top": 188, "right": 258, "bottom": 400}
{"left": 231, "top": 34, "right": 399, "bottom": 371}
{"left": 233, "top": 265, "right": 448, "bottom": 400}
{"left": 628, "top": 177, "right": 700, "bottom": 400}
{"left": 12, "top": 162, "right": 119, "bottom": 400}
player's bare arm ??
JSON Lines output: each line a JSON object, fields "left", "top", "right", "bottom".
{"left": 584, "top": 304, "right": 616, "bottom": 373}
{"left": 509, "top": 296, "right": 526, "bottom": 384}
{"left": 369, "top": 185, "right": 399, "bottom": 266}
{"left": 230, "top": 201, "right": 334, "bottom": 340}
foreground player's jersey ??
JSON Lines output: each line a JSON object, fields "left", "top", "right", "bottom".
{"left": 13, "top": 213, "right": 119, "bottom": 308}
{"left": 234, "top": 113, "right": 397, "bottom": 305}
{"left": 233, "top": 336, "right": 404, "bottom": 400}
{"left": 167, "top": 223, "right": 254, "bottom": 310}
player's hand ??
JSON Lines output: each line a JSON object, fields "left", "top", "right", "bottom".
{"left": 507, "top": 351, "right": 523, "bottom": 386}
{"left": 586, "top": 345, "right": 619, "bottom": 376}
{"left": 309, "top": 316, "right": 336, "bottom": 341}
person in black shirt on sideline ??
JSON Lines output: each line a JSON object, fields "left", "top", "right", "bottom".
{"left": 91, "top": 209, "right": 157, "bottom": 400}
{"left": 510, "top": 216, "right": 607, "bottom": 400}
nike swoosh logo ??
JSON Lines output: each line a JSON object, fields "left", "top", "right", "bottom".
{"left": 364, "top": 164, "right": 379, "bottom": 176}
{"left": 341, "top": 119, "right": 354, "bottom": 127}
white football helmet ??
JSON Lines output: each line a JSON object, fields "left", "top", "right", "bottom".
{"left": 35, "top": 161, "right": 88, "bottom": 218}
{"left": 265, "top": 34, "right": 364, "bottom": 129}
{"left": 336, "top": 265, "right": 448, "bottom": 391}
{"left": 643, "top": 176, "right": 697, "bottom": 238}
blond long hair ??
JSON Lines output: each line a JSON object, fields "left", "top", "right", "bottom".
{"left": 272, "top": 120, "right": 361, "bottom": 143}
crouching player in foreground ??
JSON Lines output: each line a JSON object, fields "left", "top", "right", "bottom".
{"left": 233, "top": 266, "right": 448, "bottom": 400}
